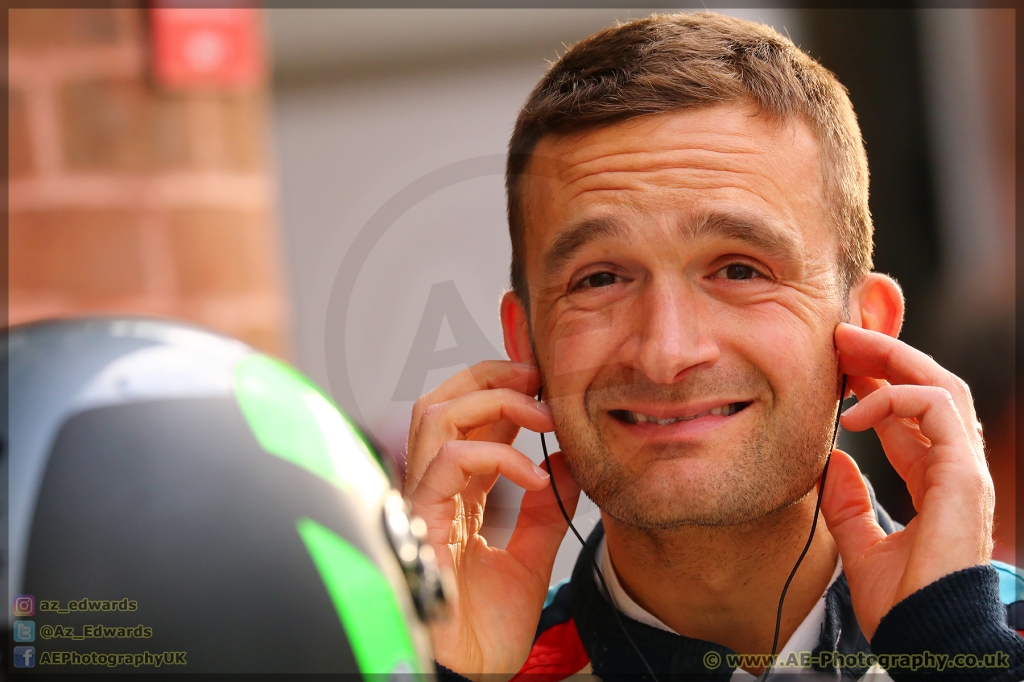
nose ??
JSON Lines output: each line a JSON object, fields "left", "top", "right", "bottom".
{"left": 622, "top": 276, "right": 720, "bottom": 384}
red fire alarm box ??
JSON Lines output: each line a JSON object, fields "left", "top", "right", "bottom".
{"left": 150, "top": 5, "right": 265, "bottom": 90}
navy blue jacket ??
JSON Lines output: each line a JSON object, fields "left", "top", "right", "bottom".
{"left": 439, "top": 491, "right": 1024, "bottom": 680}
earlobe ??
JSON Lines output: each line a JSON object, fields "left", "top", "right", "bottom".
{"left": 848, "top": 273, "right": 904, "bottom": 338}
{"left": 500, "top": 291, "right": 536, "bottom": 364}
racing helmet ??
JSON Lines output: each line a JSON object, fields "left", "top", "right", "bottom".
{"left": 4, "top": 317, "right": 444, "bottom": 675}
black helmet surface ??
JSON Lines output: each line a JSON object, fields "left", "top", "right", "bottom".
{"left": 4, "top": 317, "right": 442, "bottom": 675}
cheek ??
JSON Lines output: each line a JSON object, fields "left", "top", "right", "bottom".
{"left": 548, "top": 311, "right": 622, "bottom": 386}
{"left": 716, "top": 303, "right": 834, "bottom": 390}
{"left": 552, "top": 313, "right": 614, "bottom": 382}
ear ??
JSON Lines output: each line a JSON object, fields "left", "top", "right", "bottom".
{"left": 847, "top": 273, "right": 904, "bottom": 338}
{"left": 500, "top": 290, "right": 535, "bottom": 364}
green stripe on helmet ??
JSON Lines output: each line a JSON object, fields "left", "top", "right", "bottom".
{"left": 297, "top": 517, "right": 420, "bottom": 675}
{"left": 233, "top": 354, "right": 387, "bottom": 502}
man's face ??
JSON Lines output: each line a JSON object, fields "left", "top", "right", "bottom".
{"left": 519, "top": 103, "right": 846, "bottom": 528}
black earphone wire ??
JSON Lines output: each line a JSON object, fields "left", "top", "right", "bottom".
{"left": 537, "top": 375, "right": 847, "bottom": 682}
{"left": 537, "top": 386, "right": 661, "bottom": 682}
{"left": 761, "top": 373, "right": 848, "bottom": 681}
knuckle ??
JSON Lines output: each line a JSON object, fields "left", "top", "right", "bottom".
{"left": 440, "top": 440, "right": 481, "bottom": 468}
{"left": 491, "top": 387, "right": 523, "bottom": 403}
{"left": 406, "top": 487, "right": 423, "bottom": 505}
{"left": 969, "top": 472, "right": 994, "bottom": 504}
{"left": 427, "top": 442, "right": 459, "bottom": 479}
{"left": 472, "top": 359, "right": 502, "bottom": 373}
{"left": 411, "top": 394, "right": 434, "bottom": 427}
{"left": 950, "top": 374, "right": 973, "bottom": 401}
{"left": 419, "top": 401, "right": 448, "bottom": 425}
{"left": 928, "top": 386, "right": 954, "bottom": 404}
{"left": 433, "top": 442, "right": 449, "bottom": 467}
{"left": 469, "top": 359, "right": 504, "bottom": 384}
{"left": 875, "top": 383, "right": 895, "bottom": 398}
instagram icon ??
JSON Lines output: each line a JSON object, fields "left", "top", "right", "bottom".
{"left": 13, "top": 595, "right": 35, "bottom": 617}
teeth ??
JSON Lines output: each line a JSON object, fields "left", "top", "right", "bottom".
{"left": 626, "top": 403, "right": 740, "bottom": 424}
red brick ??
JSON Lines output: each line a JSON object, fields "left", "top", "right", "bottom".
{"left": 8, "top": 6, "right": 286, "bottom": 359}
{"left": 170, "top": 209, "right": 280, "bottom": 296}
{"left": 10, "top": 8, "right": 141, "bottom": 51}
{"left": 9, "top": 209, "right": 148, "bottom": 300}
{"left": 61, "top": 79, "right": 190, "bottom": 172}
{"left": 182, "top": 93, "right": 268, "bottom": 171}
{"left": 172, "top": 291, "right": 286, "bottom": 356}
{"left": 236, "top": 324, "right": 287, "bottom": 357}
{"left": 9, "top": 89, "right": 33, "bottom": 178}
{"left": 221, "top": 93, "right": 268, "bottom": 171}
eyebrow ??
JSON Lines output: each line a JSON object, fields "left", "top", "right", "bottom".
{"left": 541, "top": 209, "right": 804, "bottom": 278}
{"left": 689, "top": 210, "right": 803, "bottom": 269}
{"left": 542, "top": 216, "right": 629, "bottom": 276}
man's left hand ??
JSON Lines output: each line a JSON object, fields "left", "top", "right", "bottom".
{"left": 820, "top": 322, "right": 995, "bottom": 640}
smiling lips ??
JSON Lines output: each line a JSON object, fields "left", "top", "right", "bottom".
{"left": 610, "top": 402, "right": 751, "bottom": 426}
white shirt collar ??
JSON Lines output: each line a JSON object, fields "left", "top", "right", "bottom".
{"left": 596, "top": 536, "right": 844, "bottom": 680}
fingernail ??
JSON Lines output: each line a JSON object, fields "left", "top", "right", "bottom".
{"left": 533, "top": 464, "right": 550, "bottom": 480}
{"left": 841, "top": 402, "right": 858, "bottom": 416}
{"left": 513, "top": 362, "right": 535, "bottom": 371}
{"left": 534, "top": 401, "right": 552, "bottom": 414}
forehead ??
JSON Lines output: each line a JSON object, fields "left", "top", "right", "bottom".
{"left": 519, "top": 103, "right": 831, "bottom": 259}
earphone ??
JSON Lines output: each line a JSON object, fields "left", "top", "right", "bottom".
{"left": 537, "top": 374, "right": 848, "bottom": 682}
{"left": 537, "top": 385, "right": 659, "bottom": 681}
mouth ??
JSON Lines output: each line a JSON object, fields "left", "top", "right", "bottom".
{"left": 609, "top": 401, "right": 752, "bottom": 426}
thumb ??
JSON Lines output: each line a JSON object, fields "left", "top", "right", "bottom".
{"left": 505, "top": 451, "right": 580, "bottom": 581}
{"left": 821, "top": 449, "right": 886, "bottom": 565}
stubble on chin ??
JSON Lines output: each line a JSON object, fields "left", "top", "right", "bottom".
{"left": 549, "top": 366, "right": 838, "bottom": 530}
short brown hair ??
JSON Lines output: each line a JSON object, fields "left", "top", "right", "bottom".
{"left": 506, "top": 12, "right": 873, "bottom": 308}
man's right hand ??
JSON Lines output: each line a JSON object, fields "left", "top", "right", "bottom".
{"left": 405, "top": 361, "right": 581, "bottom": 679}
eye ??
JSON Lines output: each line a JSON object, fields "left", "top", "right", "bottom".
{"left": 719, "top": 263, "right": 761, "bottom": 280}
{"left": 578, "top": 272, "right": 618, "bottom": 288}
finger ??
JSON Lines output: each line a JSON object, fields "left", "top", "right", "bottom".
{"left": 411, "top": 440, "right": 551, "bottom": 509}
{"left": 840, "top": 385, "right": 971, "bottom": 461}
{"left": 835, "top": 324, "right": 943, "bottom": 385}
{"left": 409, "top": 361, "right": 540, "bottom": 446}
{"left": 506, "top": 451, "right": 582, "bottom": 582}
{"left": 847, "top": 372, "right": 950, "bottom": 477}
{"left": 846, "top": 374, "right": 886, "bottom": 402}
{"left": 843, "top": 385, "right": 992, "bottom": 512}
{"left": 820, "top": 449, "right": 886, "bottom": 564}
{"left": 835, "top": 325, "right": 979, "bottom": 447}
{"left": 868, "top": 418, "right": 930, "bottom": 508}
{"left": 468, "top": 418, "right": 521, "bottom": 445}
{"left": 407, "top": 389, "right": 554, "bottom": 493}
{"left": 462, "top": 471, "right": 501, "bottom": 513}
{"left": 847, "top": 375, "right": 929, "bottom": 494}
{"left": 842, "top": 385, "right": 981, "bottom": 511}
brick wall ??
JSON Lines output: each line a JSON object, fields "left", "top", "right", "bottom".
{"left": 8, "top": 7, "right": 288, "bottom": 356}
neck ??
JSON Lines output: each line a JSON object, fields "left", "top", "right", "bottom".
{"left": 602, "top": 489, "right": 838, "bottom": 670}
